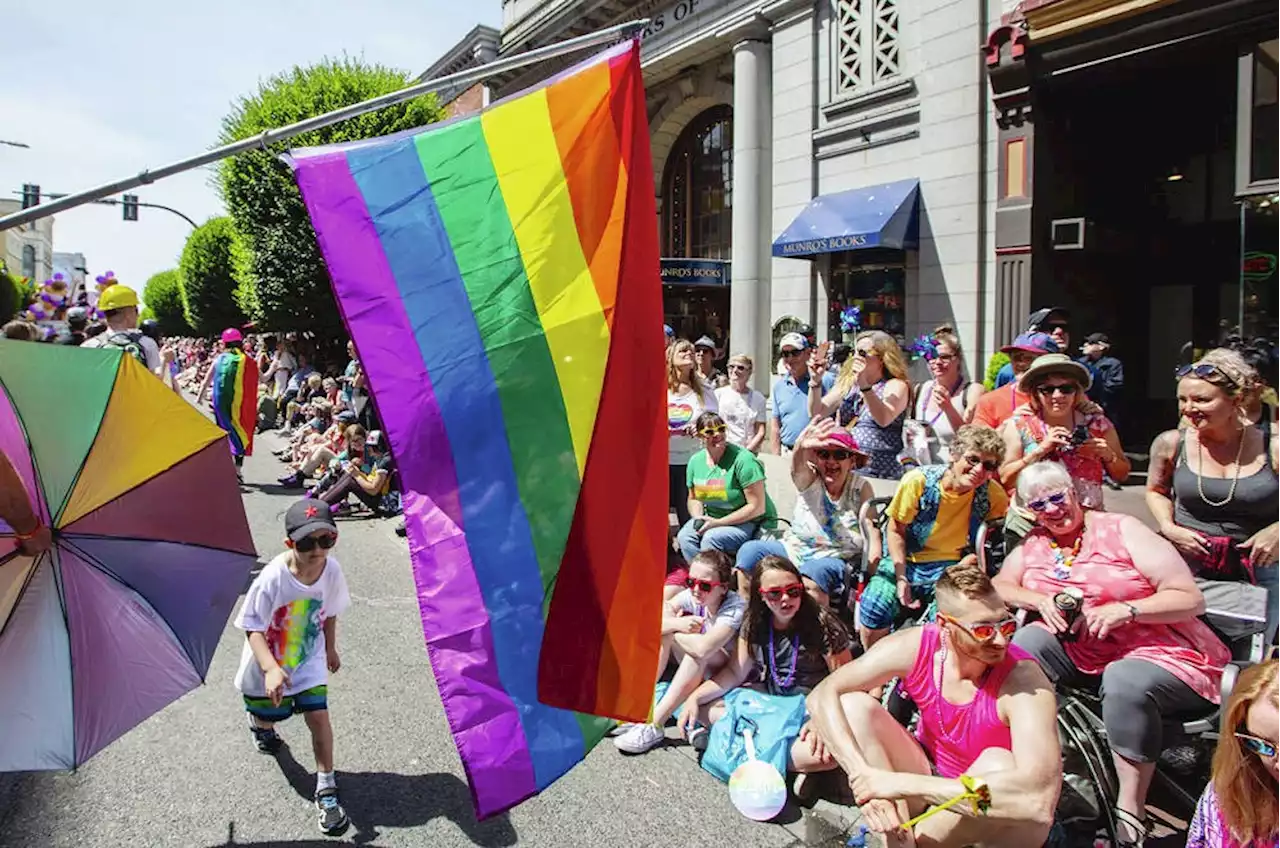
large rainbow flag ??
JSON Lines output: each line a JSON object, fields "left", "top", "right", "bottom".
{"left": 286, "top": 39, "right": 667, "bottom": 817}
{"left": 209, "top": 349, "right": 258, "bottom": 457}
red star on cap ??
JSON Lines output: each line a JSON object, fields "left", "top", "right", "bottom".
{"left": 305, "top": 505, "right": 319, "bottom": 519}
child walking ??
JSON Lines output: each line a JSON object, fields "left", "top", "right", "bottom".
{"left": 234, "top": 497, "right": 352, "bottom": 835}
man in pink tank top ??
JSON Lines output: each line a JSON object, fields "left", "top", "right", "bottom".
{"left": 808, "top": 565, "right": 1062, "bottom": 847}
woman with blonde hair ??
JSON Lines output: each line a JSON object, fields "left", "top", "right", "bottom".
{"left": 1187, "top": 659, "right": 1278, "bottom": 848}
{"left": 1147, "top": 347, "right": 1278, "bottom": 645}
{"left": 910, "top": 325, "right": 986, "bottom": 462}
{"left": 667, "top": 339, "right": 719, "bottom": 547}
{"left": 810, "top": 330, "right": 910, "bottom": 479}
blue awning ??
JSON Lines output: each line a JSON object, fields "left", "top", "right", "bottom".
{"left": 772, "top": 178, "right": 920, "bottom": 258}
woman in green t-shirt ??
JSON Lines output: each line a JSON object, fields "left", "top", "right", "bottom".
{"left": 676, "top": 412, "right": 777, "bottom": 564}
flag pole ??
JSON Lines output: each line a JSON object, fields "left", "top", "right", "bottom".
{"left": 0, "top": 19, "right": 648, "bottom": 233}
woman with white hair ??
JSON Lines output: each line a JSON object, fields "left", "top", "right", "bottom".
{"left": 714, "top": 354, "right": 767, "bottom": 452}
{"left": 993, "top": 461, "right": 1230, "bottom": 848}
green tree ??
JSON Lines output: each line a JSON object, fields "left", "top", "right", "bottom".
{"left": 985, "top": 352, "right": 1010, "bottom": 390}
{"left": 141, "top": 269, "right": 193, "bottom": 337}
{"left": 179, "top": 217, "right": 246, "bottom": 336}
{"left": 218, "top": 58, "right": 444, "bottom": 335}
{"left": 0, "top": 263, "right": 35, "bottom": 321}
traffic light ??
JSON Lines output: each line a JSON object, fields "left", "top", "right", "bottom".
{"left": 122, "top": 194, "right": 139, "bottom": 222}
{"left": 21, "top": 184, "right": 40, "bottom": 209}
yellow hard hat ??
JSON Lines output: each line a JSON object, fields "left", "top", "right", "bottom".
{"left": 98, "top": 284, "right": 138, "bottom": 312}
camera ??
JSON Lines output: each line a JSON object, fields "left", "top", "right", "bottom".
{"left": 1070, "top": 424, "right": 1089, "bottom": 446}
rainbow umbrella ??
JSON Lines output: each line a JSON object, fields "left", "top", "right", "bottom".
{"left": 0, "top": 341, "right": 256, "bottom": 770}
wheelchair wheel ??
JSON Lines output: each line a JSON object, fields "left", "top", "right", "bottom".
{"left": 1057, "top": 697, "right": 1120, "bottom": 847}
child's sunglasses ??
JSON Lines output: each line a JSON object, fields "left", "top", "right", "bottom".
{"left": 759, "top": 584, "right": 804, "bottom": 602}
{"left": 685, "top": 577, "right": 724, "bottom": 592}
{"left": 940, "top": 613, "right": 1018, "bottom": 642}
{"left": 1236, "top": 732, "right": 1278, "bottom": 759}
{"left": 295, "top": 533, "right": 338, "bottom": 553}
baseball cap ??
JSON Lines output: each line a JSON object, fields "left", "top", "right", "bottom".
{"left": 693, "top": 335, "right": 716, "bottom": 350}
{"left": 1027, "top": 307, "right": 1070, "bottom": 330}
{"left": 285, "top": 498, "right": 337, "bottom": 542}
{"left": 1084, "top": 333, "right": 1109, "bottom": 345}
{"left": 336, "top": 410, "right": 358, "bottom": 424}
{"left": 366, "top": 430, "right": 387, "bottom": 451}
{"left": 779, "top": 332, "right": 809, "bottom": 351}
{"left": 663, "top": 324, "right": 674, "bottom": 338}
{"left": 1001, "top": 332, "right": 1060, "bottom": 355}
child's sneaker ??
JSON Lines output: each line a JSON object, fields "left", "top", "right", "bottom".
{"left": 315, "top": 788, "right": 349, "bottom": 835}
{"left": 248, "top": 719, "right": 283, "bottom": 755}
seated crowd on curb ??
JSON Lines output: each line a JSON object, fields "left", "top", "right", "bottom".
{"left": 648, "top": 318, "right": 1278, "bottom": 848}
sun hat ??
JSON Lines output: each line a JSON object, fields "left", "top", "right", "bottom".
{"left": 821, "top": 429, "right": 869, "bottom": 457}
{"left": 1001, "top": 332, "right": 1059, "bottom": 356}
{"left": 693, "top": 335, "right": 717, "bottom": 351}
{"left": 1018, "top": 353, "right": 1093, "bottom": 392}
{"left": 97, "top": 284, "right": 138, "bottom": 312}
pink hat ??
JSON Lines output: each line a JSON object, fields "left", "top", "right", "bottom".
{"left": 220, "top": 328, "right": 244, "bottom": 344}
{"left": 822, "top": 429, "right": 867, "bottom": 456}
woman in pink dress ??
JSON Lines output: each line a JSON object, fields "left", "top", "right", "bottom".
{"left": 993, "top": 460, "right": 1230, "bottom": 848}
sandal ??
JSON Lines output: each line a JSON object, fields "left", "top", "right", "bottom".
{"left": 1113, "top": 807, "right": 1149, "bottom": 847}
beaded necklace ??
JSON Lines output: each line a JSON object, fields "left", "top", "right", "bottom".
{"left": 767, "top": 621, "right": 799, "bottom": 691}
{"left": 932, "top": 632, "right": 992, "bottom": 748}
{"left": 1049, "top": 531, "right": 1084, "bottom": 580}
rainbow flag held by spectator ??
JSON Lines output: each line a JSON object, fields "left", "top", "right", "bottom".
{"left": 285, "top": 39, "right": 666, "bottom": 817}
{"left": 210, "top": 349, "right": 258, "bottom": 457}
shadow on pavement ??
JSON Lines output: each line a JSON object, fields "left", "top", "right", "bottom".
{"left": 268, "top": 744, "right": 517, "bottom": 847}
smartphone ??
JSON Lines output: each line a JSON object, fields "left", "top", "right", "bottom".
{"left": 692, "top": 518, "right": 706, "bottom": 532}
{"left": 1070, "top": 424, "right": 1089, "bottom": 446}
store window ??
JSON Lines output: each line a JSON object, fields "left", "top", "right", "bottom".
{"left": 1249, "top": 38, "right": 1280, "bottom": 184}
{"left": 21, "top": 245, "right": 35, "bottom": 281}
{"left": 1240, "top": 196, "right": 1278, "bottom": 342}
{"left": 826, "top": 255, "right": 905, "bottom": 343}
{"left": 663, "top": 106, "right": 733, "bottom": 260}
{"left": 833, "top": 0, "right": 902, "bottom": 97}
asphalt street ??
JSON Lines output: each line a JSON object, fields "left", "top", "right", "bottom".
{"left": 0, "top": 428, "right": 860, "bottom": 848}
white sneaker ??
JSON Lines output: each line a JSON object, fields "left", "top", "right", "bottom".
{"left": 605, "top": 721, "right": 637, "bottom": 738}
{"left": 614, "top": 722, "right": 665, "bottom": 754}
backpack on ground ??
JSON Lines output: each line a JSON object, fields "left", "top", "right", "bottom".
{"left": 103, "top": 330, "right": 148, "bottom": 368}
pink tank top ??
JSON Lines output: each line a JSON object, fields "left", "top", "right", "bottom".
{"left": 904, "top": 623, "right": 1031, "bottom": 778}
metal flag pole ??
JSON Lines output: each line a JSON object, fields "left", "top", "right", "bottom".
{"left": 0, "top": 19, "right": 648, "bottom": 233}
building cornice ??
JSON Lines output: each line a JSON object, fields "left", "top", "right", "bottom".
{"left": 418, "top": 24, "right": 502, "bottom": 82}
{"left": 1018, "top": 0, "right": 1183, "bottom": 42}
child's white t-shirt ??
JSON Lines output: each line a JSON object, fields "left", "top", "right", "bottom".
{"left": 234, "top": 551, "right": 351, "bottom": 697}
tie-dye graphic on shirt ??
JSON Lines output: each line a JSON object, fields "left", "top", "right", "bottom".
{"left": 692, "top": 476, "right": 729, "bottom": 501}
{"left": 266, "top": 598, "right": 324, "bottom": 671}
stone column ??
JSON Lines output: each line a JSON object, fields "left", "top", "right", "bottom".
{"left": 731, "top": 38, "right": 772, "bottom": 389}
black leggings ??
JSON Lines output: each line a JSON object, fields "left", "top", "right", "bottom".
{"left": 1013, "top": 626, "right": 1213, "bottom": 763}
{"left": 669, "top": 464, "right": 690, "bottom": 528}
{"left": 319, "top": 471, "right": 382, "bottom": 512}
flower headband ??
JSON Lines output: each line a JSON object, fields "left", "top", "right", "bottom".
{"left": 910, "top": 334, "right": 940, "bottom": 361}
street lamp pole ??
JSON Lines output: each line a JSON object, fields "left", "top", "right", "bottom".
{"left": 0, "top": 140, "right": 30, "bottom": 149}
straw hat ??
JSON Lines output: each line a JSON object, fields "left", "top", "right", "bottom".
{"left": 1018, "top": 353, "right": 1093, "bottom": 392}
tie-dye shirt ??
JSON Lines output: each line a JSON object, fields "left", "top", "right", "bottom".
{"left": 234, "top": 552, "right": 351, "bottom": 697}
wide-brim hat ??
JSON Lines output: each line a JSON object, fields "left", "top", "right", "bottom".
{"left": 1018, "top": 353, "right": 1093, "bottom": 392}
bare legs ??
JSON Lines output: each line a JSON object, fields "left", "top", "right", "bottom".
{"left": 304, "top": 710, "right": 335, "bottom": 774}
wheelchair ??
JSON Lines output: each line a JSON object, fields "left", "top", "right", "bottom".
{"left": 1047, "top": 602, "right": 1267, "bottom": 847}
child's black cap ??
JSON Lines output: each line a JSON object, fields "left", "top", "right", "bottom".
{"left": 285, "top": 498, "right": 337, "bottom": 542}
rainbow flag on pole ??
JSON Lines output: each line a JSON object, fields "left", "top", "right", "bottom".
{"left": 286, "top": 39, "right": 666, "bottom": 817}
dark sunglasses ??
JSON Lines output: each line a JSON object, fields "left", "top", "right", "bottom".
{"left": 759, "top": 584, "right": 804, "bottom": 602}
{"left": 1176, "top": 362, "right": 1238, "bottom": 388}
{"left": 1036, "top": 383, "right": 1078, "bottom": 397}
{"left": 963, "top": 454, "right": 1000, "bottom": 472}
{"left": 940, "top": 613, "right": 1018, "bottom": 642}
{"left": 1237, "top": 732, "right": 1278, "bottom": 759}
{"left": 781, "top": 349, "right": 807, "bottom": 358}
{"left": 295, "top": 533, "right": 337, "bottom": 553}
{"left": 727, "top": 364, "right": 750, "bottom": 372}
{"left": 697, "top": 424, "right": 726, "bottom": 437}
{"left": 1042, "top": 322, "right": 1071, "bottom": 332}
{"left": 685, "top": 578, "right": 724, "bottom": 592}
{"left": 1026, "top": 491, "right": 1069, "bottom": 512}
{"left": 815, "top": 448, "right": 853, "bottom": 461}
{"left": 854, "top": 348, "right": 878, "bottom": 358}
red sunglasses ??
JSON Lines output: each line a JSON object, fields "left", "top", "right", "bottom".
{"left": 759, "top": 584, "right": 804, "bottom": 602}
{"left": 685, "top": 577, "right": 724, "bottom": 592}
{"left": 940, "top": 613, "right": 1018, "bottom": 642}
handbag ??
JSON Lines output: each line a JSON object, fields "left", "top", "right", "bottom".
{"left": 701, "top": 687, "right": 807, "bottom": 784}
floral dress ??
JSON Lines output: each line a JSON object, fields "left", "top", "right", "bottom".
{"left": 1011, "top": 406, "right": 1114, "bottom": 509}
{"left": 838, "top": 380, "right": 906, "bottom": 480}
{"left": 1187, "top": 781, "right": 1278, "bottom": 848}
